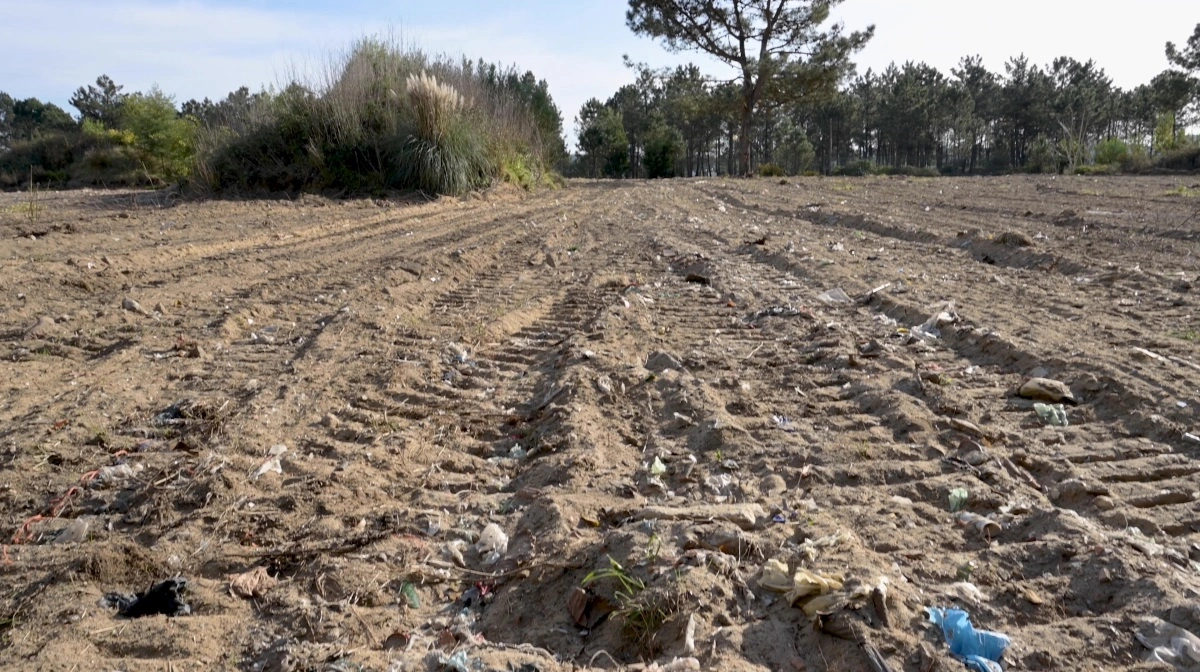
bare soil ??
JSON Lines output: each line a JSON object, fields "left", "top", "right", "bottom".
{"left": 1, "top": 175, "right": 1199, "bottom": 672}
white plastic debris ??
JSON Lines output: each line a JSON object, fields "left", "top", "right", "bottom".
{"left": 252, "top": 444, "right": 287, "bottom": 480}
{"left": 1137, "top": 616, "right": 1200, "bottom": 668}
{"left": 476, "top": 523, "right": 509, "bottom": 564}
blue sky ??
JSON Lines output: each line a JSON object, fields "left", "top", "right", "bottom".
{"left": 0, "top": 0, "right": 1195, "bottom": 147}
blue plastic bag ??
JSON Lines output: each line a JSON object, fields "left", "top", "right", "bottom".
{"left": 927, "top": 607, "right": 1010, "bottom": 672}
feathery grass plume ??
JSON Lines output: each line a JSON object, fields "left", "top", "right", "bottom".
{"left": 406, "top": 71, "right": 463, "bottom": 142}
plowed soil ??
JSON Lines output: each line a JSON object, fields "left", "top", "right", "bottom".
{"left": 2, "top": 175, "right": 1199, "bottom": 672}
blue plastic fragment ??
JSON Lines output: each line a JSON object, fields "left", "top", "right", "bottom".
{"left": 927, "top": 607, "right": 1010, "bottom": 672}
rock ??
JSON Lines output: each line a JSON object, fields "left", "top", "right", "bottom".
{"left": 635, "top": 503, "right": 766, "bottom": 530}
{"left": 994, "top": 230, "right": 1033, "bottom": 247}
{"left": 646, "top": 351, "right": 683, "bottom": 373}
{"left": 154, "top": 302, "right": 168, "bottom": 315}
{"left": 122, "top": 297, "right": 150, "bottom": 316}
{"left": 1095, "top": 496, "right": 1117, "bottom": 511}
{"left": 1019, "top": 377, "right": 1078, "bottom": 405}
{"left": 759, "top": 474, "right": 787, "bottom": 496}
{"left": 23, "top": 316, "right": 58, "bottom": 338}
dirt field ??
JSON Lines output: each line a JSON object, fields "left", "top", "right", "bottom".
{"left": 2, "top": 175, "right": 1199, "bottom": 672}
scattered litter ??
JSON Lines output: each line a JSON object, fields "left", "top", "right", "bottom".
{"left": 926, "top": 607, "right": 1010, "bottom": 672}
{"left": 54, "top": 518, "right": 89, "bottom": 544}
{"left": 647, "top": 657, "right": 701, "bottom": 671}
{"left": 94, "top": 463, "right": 144, "bottom": 487}
{"left": 956, "top": 512, "right": 1001, "bottom": 539}
{"left": 948, "top": 488, "right": 970, "bottom": 512}
{"left": 476, "top": 523, "right": 509, "bottom": 564}
{"left": 1136, "top": 616, "right": 1200, "bottom": 668}
{"left": 400, "top": 582, "right": 420, "bottom": 608}
{"left": 649, "top": 456, "right": 668, "bottom": 476}
{"left": 1033, "top": 403, "right": 1069, "bottom": 427}
{"left": 1183, "top": 433, "right": 1200, "bottom": 445}
{"left": 817, "top": 288, "right": 851, "bottom": 304}
{"left": 746, "top": 305, "right": 814, "bottom": 322}
{"left": 946, "top": 582, "right": 988, "bottom": 605}
{"left": 759, "top": 559, "right": 793, "bottom": 592}
{"left": 911, "top": 304, "right": 957, "bottom": 340}
{"left": 786, "top": 569, "right": 845, "bottom": 607}
{"left": 437, "top": 650, "right": 474, "bottom": 672}
{"left": 1019, "top": 378, "right": 1078, "bottom": 405}
{"left": 228, "top": 566, "right": 278, "bottom": 599}
{"left": 684, "top": 613, "right": 697, "bottom": 653}
{"left": 252, "top": 444, "right": 287, "bottom": 480}
{"left": 444, "top": 539, "right": 467, "bottom": 566}
{"left": 102, "top": 578, "right": 191, "bottom": 618}
{"left": 508, "top": 445, "right": 528, "bottom": 460}
{"left": 567, "top": 586, "right": 615, "bottom": 628}
{"left": 772, "top": 414, "right": 798, "bottom": 432}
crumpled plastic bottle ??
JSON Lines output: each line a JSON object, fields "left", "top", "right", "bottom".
{"left": 926, "top": 607, "right": 1010, "bottom": 672}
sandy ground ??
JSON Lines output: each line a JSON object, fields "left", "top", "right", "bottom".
{"left": 1, "top": 175, "right": 1199, "bottom": 672}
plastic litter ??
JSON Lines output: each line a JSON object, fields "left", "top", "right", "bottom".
{"left": 228, "top": 566, "right": 278, "bottom": 599}
{"left": 437, "top": 650, "right": 474, "bottom": 672}
{"left": 1033, "top": 402, "right": 1068, "bottom": 426}
{"left": 926, "top": 607, "right": 1010, "bottom": 672}
{"left": 1136, "top": 616, "right": 1200, "bottom": 668}
{"left": 948, "top": 488, "right": 970, "bottom": 512}
{"left": 911, "top": 304, "right": 957, "bottom": 341}
{"left": 759, "top": 559, "right": 793, "bottom": 592}
{"left": 252, "top": 444, "right": 288, "bottom": 480}
{"left": 956, "top": 511, "right": 1001, "bottom": 538}
{"left": 54, "top": 518, "right": 89, "bottom": 544}
{"left": 1019, "top": 377, "right": 1078, "bottom": 405}
{"left": 817, "top": 288, "right": 851, "bottom": 304}
{"left": 476, "top": 523, "right": 509, "bottom": 564}
{"left": 102, "top": 578, "right": 192, "bottom": 618}
{"left": 94, "top": 463, "right": 144, "bottom": 487}
{"left": 649, "top": 456, "right": 668, "bottom": 476}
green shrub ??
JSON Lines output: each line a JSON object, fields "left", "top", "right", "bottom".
{"left": 833, "top": 160, "right": 876, "bottom": 176}
{"left": 882, "top": 165, "right": 940, "bottom": 177}
{"left": 801, "top": 170, "right": 820, "bottom": 177}
{"left": 1094, "top": 138, "right": 1128, "bottom": 165}
{"left": 1157, "top": 145, "right": 1200, "bottom": 171}
{"left": 194, "top": 38, "right": 560, "bottom": 196}
{"left": 1073, "top": 163, "right": 1117, "bottom": 176}
{"left": 757, "top": 163, "right": 785, "bottom": 177}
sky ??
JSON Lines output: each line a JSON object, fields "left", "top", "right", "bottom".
{"left": 0, "top": 0, "right": 1195, "bottom": 147}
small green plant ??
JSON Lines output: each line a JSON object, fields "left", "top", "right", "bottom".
{"left": 1170, "top": 330, "right": 1198, "bottom": 341}
{"left": 582, "top": 557, "right": 674, "bottom": 650}
{"left": 1163, "top": 185, "right": 1198, "bottom": 198}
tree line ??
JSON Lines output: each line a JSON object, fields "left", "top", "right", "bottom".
{"left": 572, "top": 2, "right": 1200, "bottom": 177}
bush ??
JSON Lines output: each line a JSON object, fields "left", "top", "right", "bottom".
{"left": 0, "top": 133, "right": 85, "bottom": 186}
{"left": 194, "top": 38, "right": 560, "bottom": 196}
{"left": 833, "top": 160, "right": 877, "bottom": 176}
{"left": 120, "top": 88, "right": 196, "bottom": 182}
{"left": 757, "top": 163, "right": 785, "bottom": 177}
{"left": 1119, "top": 144, "right": 1152, "bottom": 173}
{"left": 1094, "top": 138, "right": 1128, "bottom": 165}
{"left": 1073, "top": 163, "right": 1117, "bottom": 175}
{"left": 882, "top": 165, "right": 940, "bottom": 177}
{"left": 1157, "top": 145, "right": 1200, "bottom": 171}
